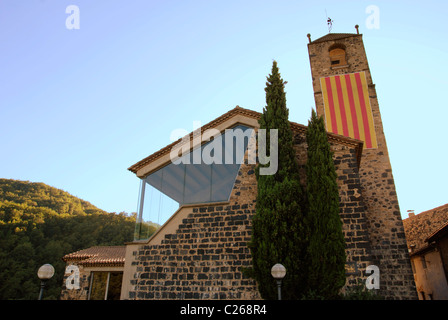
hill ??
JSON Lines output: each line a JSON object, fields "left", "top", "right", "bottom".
{"left": 0, "top": 178, "right": 109, "bottom": 216}
{"left": 0, "top": 178, "right": 154, "bottom": 300}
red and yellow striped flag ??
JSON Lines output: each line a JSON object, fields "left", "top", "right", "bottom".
{"left": 320, "top": 71, "right": 377, "bottom": 149}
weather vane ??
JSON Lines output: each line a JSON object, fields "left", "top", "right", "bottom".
{"left": 327, "top": 17, "right": 333, "bottom": 32}
{"left": 325, "top": 10, "right": 333, "bottom": 33}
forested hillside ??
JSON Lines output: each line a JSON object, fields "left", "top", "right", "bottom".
{"left": 0, "top": 178, "right": 150, "bottom": 300}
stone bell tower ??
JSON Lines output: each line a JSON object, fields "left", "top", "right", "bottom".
{"left": 307, "top": 27, "right": 417, "bottom": 299}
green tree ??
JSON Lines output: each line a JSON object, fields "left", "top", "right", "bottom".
{"left": 0, "top": 178, "right": 147, "bottom": 300}
{"left": 304, "top": 109, "right": 346, "bottom": 299}
{"left": 247, "top": 61, "right": 308, "bottom": 299}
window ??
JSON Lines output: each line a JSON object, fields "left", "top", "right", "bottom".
{"left": 88, "top": 272, "right": 123, "bottom": 300}
{"left": 134, "top": 125, "right": 254, "bottom": 240}
{"left": 329, "top": 45, "right": 347, "bottom": 67}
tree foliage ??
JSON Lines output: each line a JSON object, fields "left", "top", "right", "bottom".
{"left": 304, "top": 110, "right": 346, "bottom": 298}
{"left": 0, "top": 178, "right": 156, "bottom": 300}
{"left": 248, "top": 63, "right": 347, "bottom": 300}
{"left": 248, "top": 61, "right": 308, "bottom": 299}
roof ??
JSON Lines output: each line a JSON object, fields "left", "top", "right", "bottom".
{"left": 128, "top": 106, "right": 260, "bottom": 175}
{"left": 403, "top": 203, "right": 448, "bottom": 255}
{"left": 309, "top": 33, "right": 361, "bottom": 44}
{"left": 426, "top": 220, "right": 448, "bottom": 243}
{"left": 128, "top": 106, "right": 364, "bottom": 176}
{"left": 62, "top": 246, "right": 125, "bottom": 267}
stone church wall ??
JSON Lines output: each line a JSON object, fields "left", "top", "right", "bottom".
{"left": 128, "top": 159, "right": 260, "bottom": 300}
{"left": 126, "top": 129, "right": 373, "bottom": 299}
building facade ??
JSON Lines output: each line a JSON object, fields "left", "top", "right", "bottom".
{"left": 61, "top": 246, "right": 125, "bottom": 300}
{"left": 403, "top": 204, "right": 448, "bottom": 299}
{"left": 122, "top": 107, "right": 376, "bottom": 299}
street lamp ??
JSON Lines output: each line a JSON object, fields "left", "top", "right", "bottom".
{"left": 37, "top": 264, "right": 55, "bottom": 300}
{"left": 271, "top": 263, "right": 286, "bottom": 300}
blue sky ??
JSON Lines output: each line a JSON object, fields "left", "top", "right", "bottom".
{"left": 1, "top": 0, "right": 447, "bottom": 219}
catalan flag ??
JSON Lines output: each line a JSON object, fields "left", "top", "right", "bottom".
{"left": 320, "top": 71, "right": 377, "bottom": 149}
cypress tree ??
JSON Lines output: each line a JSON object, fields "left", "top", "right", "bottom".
{"left": 304, "top": 109, "right": 346, "bottom": 298}
{"left": 247, "top": 61, "right": 307, "bottom": 299}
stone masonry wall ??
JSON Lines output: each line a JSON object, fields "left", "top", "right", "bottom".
{"left": 129, "top": 159, "right": 260, "bottom": 300}
{"left": 126, "top": 128, "right": 373, "bottom": 299}
{"left": 307, "top": 33, "right": 417, "bottom": 299}
{"left": 60, "top": 263, "right": 91, "bottom": 300}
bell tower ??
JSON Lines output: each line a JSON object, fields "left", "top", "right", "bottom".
{"left": 307, "top": 27, "right": 417, "bottom": 299}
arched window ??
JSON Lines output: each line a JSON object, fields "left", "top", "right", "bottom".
{"left": 329, "top": 44, "right": 347, "bottom": 67}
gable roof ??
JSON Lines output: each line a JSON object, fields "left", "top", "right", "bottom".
{"left": 309, "top": 33, "right": 361, "bottom": 44}
{"left": 62, "top": 246, "right": 125, "bottom": 267}
{"left": 403, "top": 203, "right": 448, "bottom": 254}
{"left": 426, "top": 220, "right": 448, "bottom": 243}
{"left": 128, "top": 106, "right": 364, "bottom": 177}
{"left": 128, "top": 106, "right": 259, "bottom": 176}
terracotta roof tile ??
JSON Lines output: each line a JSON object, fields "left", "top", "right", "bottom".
{"left": 403, "top": 203, "right": 448, "bottom": 253}
{"left": 426, "top": 220, "right": 448, "bottom": 243}
{"left": 62, "top": 246, "right": 125, "bottom": 267}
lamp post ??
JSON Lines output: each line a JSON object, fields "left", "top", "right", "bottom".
{"left": 271, "top": 263, "right": 286, "bottom": 300}
{"left": 37, "top": 264, "right": 55, "bottom": 300}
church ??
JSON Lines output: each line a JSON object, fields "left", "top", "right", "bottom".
{"left": 61, "top": 28, "right": 418, "bottom": 300}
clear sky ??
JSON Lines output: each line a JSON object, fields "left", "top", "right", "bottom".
{"left": 1, "top": 0, "right": 447, "bottom": 219}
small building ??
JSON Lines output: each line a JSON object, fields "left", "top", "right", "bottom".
{"left": 403, "top": 204, "right": 448, "bottom": 300}
{"left": 60, "top": 246, "right": 125, "bottom": 300}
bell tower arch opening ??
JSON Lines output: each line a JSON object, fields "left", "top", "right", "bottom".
{"left": 328, "top": 43, "right": 347, "bottom": 67}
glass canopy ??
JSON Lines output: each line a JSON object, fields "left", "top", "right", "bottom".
{"left": 134, "top": 125, "right": 254, "bottom": 240}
